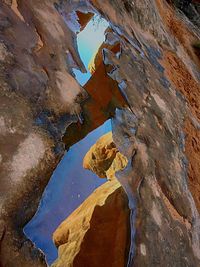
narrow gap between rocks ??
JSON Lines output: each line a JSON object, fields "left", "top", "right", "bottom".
{"left": 24, "top": 14, "right": 111, "bottom": 265}
{"left": 24, "top": 120, "right": 111, "bottom": 265}
{"left": 24, "top": 8, "right": 132, "bottom": 267}
{"left": 73, "top": 14, "right": 109, "bottom": 85}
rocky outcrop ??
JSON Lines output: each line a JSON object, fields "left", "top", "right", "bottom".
{"left": 52, "top": 180, "right": 130, "bottom": 267}
{"left": 0, "top": 1, "right": 90, "bottom": 266}
{"left": 76, "top": 11, "right": 94, "bottom": 31}
{"left": 88, "top": 1, "right": 200, "bottom": 266}
{"left": 63, "top": 48, "right": 126, "bottom": 147}
{"left": 52, "top": 133, "right": 129, "bottom": 267}
{"left": 83, "top": 132, "right": 128, "bottom": 179}
{"left": 1, "top": 0, "right": 200, "bottom": 267}
{"left": 88, "top": 28, "right": 121, "bottom": 74}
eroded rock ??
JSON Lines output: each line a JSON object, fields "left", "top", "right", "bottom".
{"left": 52, "top": 180, "right": 130, "bottom": 267}
{"left": 83, "top": 132, "right": 128, "bottom": 179}
{"left": 52, "top": 133, "right": 129, "bottom": 267}
{"left": 0, "top": 1, "right": 88, "bottom": 266}
{"left": 1, "top": 0, "right": 200, "bottom": 266}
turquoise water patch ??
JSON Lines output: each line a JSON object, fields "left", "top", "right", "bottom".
{"left": 73, "top": 14, "right": 109, "bottom": 85}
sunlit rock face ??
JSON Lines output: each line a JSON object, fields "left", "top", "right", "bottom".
{"left": 24, "top": 121, "right": 111, "bottom": 265}
{"left": 52, "top": 180, "right": 130, "bottom": 267}
{"left": 1, "top": 0, "right": 200, "bottom": 267}
{"left": 83, "top": 132, "right": 128, "bottom": 179}
{"left": 52, "top": 133, "right": 129, "bottom": 267}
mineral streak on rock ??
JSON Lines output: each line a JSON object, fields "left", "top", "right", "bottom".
{"left": 1, "top": 0, "right": 200, "bottom": 267}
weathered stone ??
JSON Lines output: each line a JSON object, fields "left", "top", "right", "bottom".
{"left": 52, "top": 133, "right": 129, "bottom": 267}
{"left": 83, "top": 132, "right": 128, "bottom": 179}
{"left": 0, "top": 1, "right": 88, "bottom": 266}
{"left": 52, "top": 180, "right": 130, "bottom": 267}
{"left": 88, "top": 28, "right": 121, "bottom": 74}
{"left": 1, "top": 0, "right": 200, "bottom": 266}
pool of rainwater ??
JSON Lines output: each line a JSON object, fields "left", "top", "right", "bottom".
{"left": 24, "top": 119, "right": 111, "bottom": 264}
{"left": 24, "top": 15, "right": 109, "bottom": 265}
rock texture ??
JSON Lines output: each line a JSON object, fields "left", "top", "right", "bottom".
{"left": 52, "top": 180, "right": 130, "bottom": 267}
{"left": 52, "top": 132, "right": 129, "bottom": 267}
{"left": 87, "top": 1, "right": 200, "bottom": 266}
{"left": 88, "top": 28, "right": 121, "bottom": 74}
{"left": 83, "top": 132, "right": 128, "bottom": 179}
{"left": 63, "top": 47, "right": 126, "bottom": 147}
{"left": 0, "top": 1, "right": 91, "bottom": 266}
{"left": 1, "top": 0, "right": 200, "bottom": 267}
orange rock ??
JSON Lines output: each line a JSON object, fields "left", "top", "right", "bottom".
{"left": 76, "top": 11, "right": 94, "bottom": 31}
{"left": 88, "top": 31, "right": 121, "bottom": 74}
{"left": 63, "top": 52, "right": 126, "bottom": 147}
{"left": 83, "top": 132, "right": 128, "bottom": 179}
{"left": 52, "top": 180, "right": 130, "bottom": 267}
{"left": 162, "top": 50, "right": 200, "bottom": 213}
{"left": 52, "top": 133, "right": 129, "bottom": 267}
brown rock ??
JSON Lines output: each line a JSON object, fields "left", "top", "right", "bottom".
{"left": 162, "top": 49, "right": 200, "bottom": 213}
{"left": 63, "top": 53, "right": 126, "bottom": 148}
{"left": 76, "top": 11, "right": 94, "bottom": 31}
{"left": 88, "top": 28, "right": 121, "bottom": 74}
{"left": 0, "top": 1, "right": 88, "bottom": 266}
{"left": 1, "top": 0, "right": 200, "bottom": 266}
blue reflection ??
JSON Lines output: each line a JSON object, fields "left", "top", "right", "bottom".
{"left": 73, "top": 14, "right": 108, "bottom": 85}
{"left": 24, "top": 120, "right": 111, "bottom": 264}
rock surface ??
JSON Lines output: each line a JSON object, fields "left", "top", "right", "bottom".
{"left": 0, "top": 1, "right": 89, "bottom": 266}
{"left": 52, "top": 132, "right": 129, "bottom": 267}
{"left": 83, "top": 132, "right": 128, "bottom": 179}
{"left": 88, "top": 28, "right": 121, "bottom": 74}
{"left": 52, "top": 180, "right": 130, "bottom": 267}
{"left": 0, "top": 0, "right": 200, "bottom": 267}
{"left": 88, "top": 1, "right": 200, "bottom": 266}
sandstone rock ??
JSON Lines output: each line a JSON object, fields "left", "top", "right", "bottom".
{"left": 1, "top": 0, "right": 200, "bottom": 266}
{"left": 83, "top": 132, "right": 128, "bottom": 179}
{"left": 0, "top": 1, "right": 89, "bottom": 266}
{"left": 76, "top": 11, "right": 94, "bottom": 31}
{"left": 63, "top": 52, "right": 126, "bottom": 148}
{"left": 52, "top": 180, "right": 130, "bottom": 267}
{"left": 52, "top": 133, "right": 129, "bottom": 267}
{"left": 88, "top": 28, "right": 121, "bottom": 74}
{"left": 89, "top": 0, "right": 200, "bottom": 266}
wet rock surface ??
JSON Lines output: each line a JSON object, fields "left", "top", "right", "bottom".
{"left": 0, "top": 1, "right": 87, "bottom": 266}
{"left": 0, "top": 0, "right": 200, "bottom": 267}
